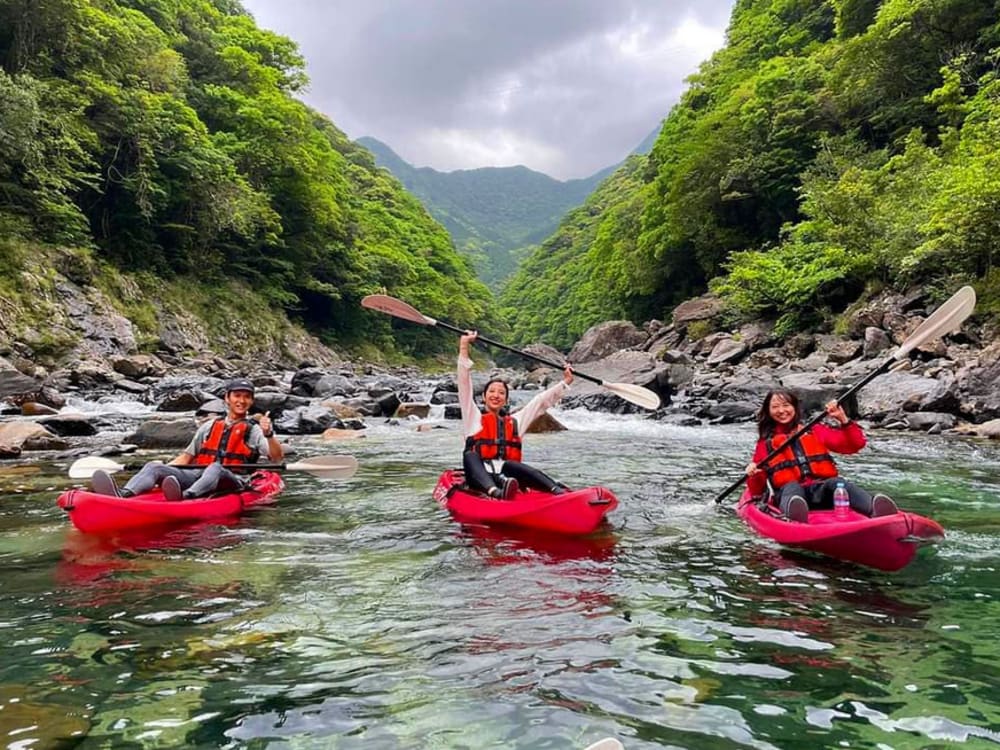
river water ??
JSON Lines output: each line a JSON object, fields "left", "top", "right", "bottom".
{"left": 1, "top": 403, "right": 999, "bottom": 749}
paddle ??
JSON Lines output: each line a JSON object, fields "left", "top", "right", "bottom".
{"left": 68, "top": 454, "right": 359, "bottom": 481}
{"left": 361, "top": 294, "right": 661, "bottom": 410}
{"left": 714, "top": 285, "right": 976, "bottom": 504}
{"left": 583, "top": 740, "right": 624, "bottom": 750}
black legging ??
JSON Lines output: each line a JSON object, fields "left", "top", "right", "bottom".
{"left": 775, "top": 476, "right": 875, "bottom": 515}
{"left": 462, "top": 451, "right": 563, "bottom": 494}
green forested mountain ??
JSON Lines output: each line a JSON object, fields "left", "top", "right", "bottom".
{"left": 502, "top": 0, "right": 1000, "bottom": 348}
{"left": 357, "top": 136, "right": 619, "bottom": 289}
{"left": 0, "top": 0, "right": 493, "bottom": 358}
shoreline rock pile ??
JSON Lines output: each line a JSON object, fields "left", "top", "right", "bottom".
{"left": 2, "top": 288, "right": 999, "bottom": 460}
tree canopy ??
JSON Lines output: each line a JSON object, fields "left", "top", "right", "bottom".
{"left": 0, "top": 0, "right": 493, "bottom": 355}
{"left": 502, "top": 0, "right": 1000, "bottom": 348}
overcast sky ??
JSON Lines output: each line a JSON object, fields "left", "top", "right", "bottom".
{"left": 239, "top": 1, "right": 735, "bottom": 180}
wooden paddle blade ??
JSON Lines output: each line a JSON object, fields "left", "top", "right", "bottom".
{"left": 285, "top": 455, "right": 359, "bottom": 479}
{"left": 895, "top": 285, "right": 975, "bottom": 359}
{"left": 68, "top": 456, "right": 126, "bottom": 479}
{"left": 604, "top": 381, "right": 661, "bottom": 410}
{"left": 361, "top": 294, "right": 437, "bottom": 326}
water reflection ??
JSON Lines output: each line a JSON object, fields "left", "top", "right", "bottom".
{"left": 457, "top": 523, "right": 620, "bottom": 566}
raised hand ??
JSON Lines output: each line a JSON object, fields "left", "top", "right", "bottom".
{"left": 459, "top": 330, "right": 478, "bottom": 355}
{"left": 825, "top": 400, "right": 850, "bottom": 425}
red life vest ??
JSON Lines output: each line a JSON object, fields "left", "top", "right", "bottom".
{"left": 194, "top": 418, "right": 258, "bottom": 465}
{"left": 765, "top": 429, "right": 838, "bottom": 487}
{"left": 465, "top": 412, "right": 522, "bottom": 462}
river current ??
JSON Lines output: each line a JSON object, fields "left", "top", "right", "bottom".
{"left": 1, "top": 401, "right": 999, "bottom": 748}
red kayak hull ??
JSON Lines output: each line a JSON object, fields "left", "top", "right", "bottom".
{"left": 57, "top": 471, "right": 285, "bottom": 534}
{"left": 736, "top": 491, "right": 944, "bottom": 571}
{"left": 432, "top": 469, "right": 618, "bottom": 535}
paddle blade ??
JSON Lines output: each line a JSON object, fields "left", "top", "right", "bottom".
{"left": 286, "top": 455, "right": 359, "bottom": 479}
{"left": 583, "top": 740, "right": 624, "bottom": 750}
{"left": 604, "top": 381, "right": 661, "bottom": 410}
{"left": 361, "top": 294, "right": 436, "bottom": 326}
{"left": 68, "top": 456, "right": 126, "bottom": 479}
{"left": 895, "top": 285, "right": 975, "bottom": 359}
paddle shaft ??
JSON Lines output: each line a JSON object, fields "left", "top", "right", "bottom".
{"left": 119, "top": 462, "right": 289, "bottom": 473}
{"left": 361, "top": 293, "right": 660, "bottom": 408}
{"left": 432, "top": 318, "right": 607, "bottom": 387}
{"left": 713, "top": 356, "right": 895, "bottom": 504}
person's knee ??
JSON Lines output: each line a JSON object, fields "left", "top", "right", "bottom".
{"left": 201, "top": 463, "right": 224, "bottom": 479}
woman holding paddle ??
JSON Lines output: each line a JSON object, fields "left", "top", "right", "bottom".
{"left": 458, "top": 331, "right": 573, "bottom": 499}
{"left": 745, "top": 389, "right": 898, "bottom": 522}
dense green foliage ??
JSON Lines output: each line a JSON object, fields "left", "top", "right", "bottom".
{"left": 358, "top": 137, "right": 617, "bottom": 290}
{"left": 502, "top": 0, "right": 1000, "bottom": 348}
{"left": 500, "top": 157, "right": 653, "bottom": 346}
{"left": 0, "top": 0, "right": 493, "bottom": 356}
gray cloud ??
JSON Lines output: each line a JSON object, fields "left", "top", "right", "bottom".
{"left": 240, "top": 0, "right": 734, "bottom": 179}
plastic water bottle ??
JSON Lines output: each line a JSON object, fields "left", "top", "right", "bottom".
{"left": 833, "top": 480, "right": 849, "bottom": 518}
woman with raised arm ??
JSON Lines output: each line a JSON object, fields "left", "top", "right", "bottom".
{"left": 458, "top": 331, "right": 573, "bottom": 500}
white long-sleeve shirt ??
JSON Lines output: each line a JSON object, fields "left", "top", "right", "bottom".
{"left": 457, "top": 354, "right": 569, "bottom": 470}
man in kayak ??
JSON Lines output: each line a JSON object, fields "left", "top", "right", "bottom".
{"left": 744, "top": 389, "right": 898, "bottom": 522}
{"left": 91, "top": 378, "right": 283, "bottom": 501}
{"left": 458, "top": 331, "right": 573, "bottom": 499}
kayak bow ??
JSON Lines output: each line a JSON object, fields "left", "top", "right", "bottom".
{"left": 433, "top": 469, "right": 617, "bottom": 535}
{"left": 736, "top": 491, "right": 944, "bottom": 571}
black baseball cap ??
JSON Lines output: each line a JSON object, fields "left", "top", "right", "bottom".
{"left": 225, "top": 378, "right": 255, "bottom": 395}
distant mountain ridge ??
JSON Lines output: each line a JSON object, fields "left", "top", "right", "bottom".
{"left": 356, "top": 136, "right": 639, "bottom": 289}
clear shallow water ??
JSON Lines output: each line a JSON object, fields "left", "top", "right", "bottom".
{"left": 1, "top": 408, "right": 999, "bottom": 749}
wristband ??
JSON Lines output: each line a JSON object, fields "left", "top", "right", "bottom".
{"left": 263, "top": 429, "right": 274, "bottom": 438}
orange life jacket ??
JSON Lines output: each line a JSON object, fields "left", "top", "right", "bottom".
{"left": 765, "top": 429, "right": 838, "bottom": 487}
{"left": 194, "top": 418, "right": 258, "bottom": 465}
{"left": 465, "top": 412, "right": 522, "bottom": 462}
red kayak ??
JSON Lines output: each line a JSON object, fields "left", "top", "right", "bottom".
{"left": 432, "top": 469, "right": 618, "bottom": 535}
{"left": 57, "top": 471, "right": 285, "bottom": 534}
{"left": 736, "top": 491, "right": 944, "bottom": 571}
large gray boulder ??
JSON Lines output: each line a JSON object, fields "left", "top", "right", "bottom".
{"left": 706, "top": 337, "right": 747, "bottom": 366}
{"left": 127, "top": 419, "right": 197, "bottom": 449}
{"left": 565, "top": 350, "right": 670, "bottom": 399}
{"left": 0, "top": 421, "right": 68, "bottom": 451}
{"left": 522, "top": 342, "right": 566, "bottom": 368}
{"left": 905, "top": 412, "right": 957, "bottom": 431}
{"left": 957, "top": 418, "right": 1000, "bottom": 439}
{"left": 863, "top": 327, "right": 892, "bottom": 358}
{"left": 0, "top": 357, "right": 41, "bottom": 401}
{"left": 112, "top": 354, "right": 167, "bottom": 379}
{"left": 856, "top": 372, "right": 954, "bottom": 420}
{"left": 522, "top": 412, "right": 566, "bottom": 433}
{"left": 671, "top": 295, "right": 724, "bottom": 328}
{"left": 568, "top": 321, "right": 647, "bottom": 363}
{"left": 957, "top": 341, "right": 1000, "bottom": 419}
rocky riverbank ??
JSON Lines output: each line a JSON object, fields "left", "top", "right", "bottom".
{"left": 1, "top": 286, "right": 999, "bottom": 461}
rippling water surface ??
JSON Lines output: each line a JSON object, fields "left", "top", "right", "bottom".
{"left": 2, "top": 404, "right": 999, "bottom": 749}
